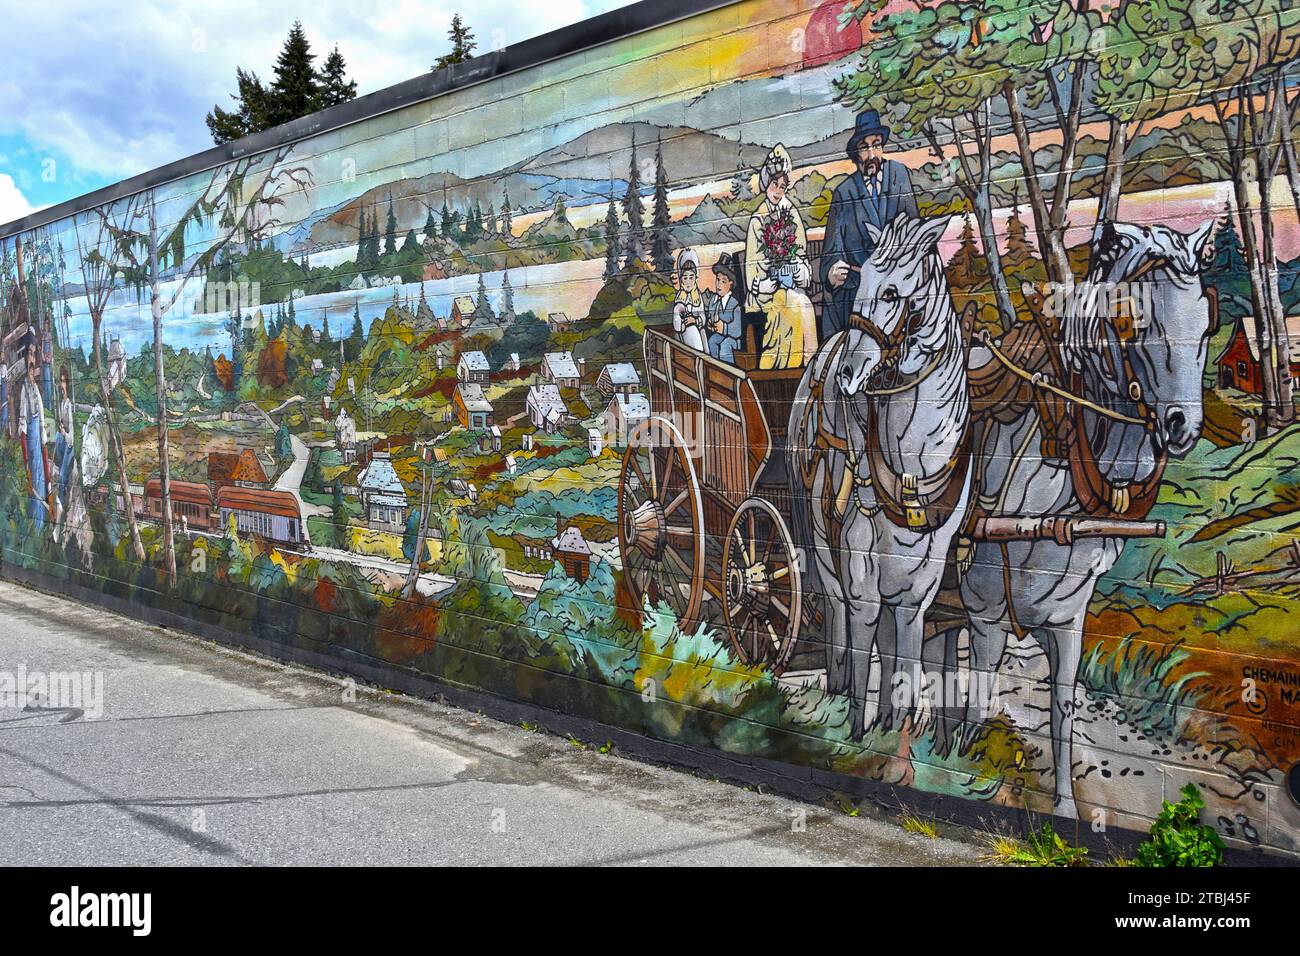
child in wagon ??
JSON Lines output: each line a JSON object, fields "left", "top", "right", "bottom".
{"left": 706, "top": 252, "right": 743, "bottom": 364}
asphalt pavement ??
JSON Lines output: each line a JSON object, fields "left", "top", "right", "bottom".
{"left": 0, "top": 579, "right": 984, "bottom": 866}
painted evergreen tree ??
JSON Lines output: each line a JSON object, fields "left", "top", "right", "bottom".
{"left": 1210, "top": 208, "right": 1249, "bottom": 277}
{"left": 474, "top": 271, "right": 494, "bottom": 323}
{"left": 603, "top": 187, "right": 622, "bottom": 280}
{"left": 500, "top": 188, "right": 513, "bottom": 236}
{"left": 623, "top": 136, "right": 645, "bottom": 268}
{"left": 1002, "top": 193, "right": 1038, "bottom": 277}
{"left": 729, "top": 160, "right": 756, "bottom": 206}
{"left": 384, "top": 196, "right": 398, "bottom": 258}
{"left": 485, "top": 201, "right": 496, "bottom": 237}
{"left": 947, "top": 215, "right": 987, "bottom": 289}
{"left": 651, "top": 141, "right": 673, "bottom": 273}
{"left": 424, "top": 206, "right": 438, "bottom": 241}
{"left": 440, "top": 202, "right": 453, "bottom": 239}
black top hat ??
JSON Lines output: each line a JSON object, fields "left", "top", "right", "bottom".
{"left": 847, "top": 109, "right": 891, "bottom": 153}
{"left": 712, "top": 252, "right": 739, "bottom": 285}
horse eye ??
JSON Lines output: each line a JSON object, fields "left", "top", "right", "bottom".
{"left": 881, "top": 287, "right": 899, "bottom": 303}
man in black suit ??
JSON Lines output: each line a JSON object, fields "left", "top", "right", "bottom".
{"left": 820, "top": 110, "right": 919, "bottom": 339}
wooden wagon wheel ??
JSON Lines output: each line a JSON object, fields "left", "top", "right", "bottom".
{"left": 722, "top": 497, "right": 801, "bottom": 673}
{"left": 617, "top": 417, "right": 706, "bottom": 630}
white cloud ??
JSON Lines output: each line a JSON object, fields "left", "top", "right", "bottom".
{"left": 0, "top": 1, "right": 634, "bottom": 188}
{"left": 0, "top": 174, "right": 35, "bottom": 225}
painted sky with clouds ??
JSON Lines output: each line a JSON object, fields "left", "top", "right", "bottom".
{"left": 0, "top": 0, "right": 638, "bottom": 224}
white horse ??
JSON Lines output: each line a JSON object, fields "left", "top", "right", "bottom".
{"left": 959, "top": 220, "right": 1214, "bottom": 816}
{"left": 789, "top": 214, "right": 971, "bottom": 738}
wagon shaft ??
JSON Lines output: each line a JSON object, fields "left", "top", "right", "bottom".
{"left": 971, "top": 515, "right": 1166, "bottom": 544}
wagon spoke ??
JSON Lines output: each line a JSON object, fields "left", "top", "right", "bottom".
{"left": 629, "top": 454, "right": 652, "bottom": 498}
{"left": 663, "top": 489, "right": 689, "bottom": 518}
{"left": 733, "top": 528, "right": 754, "bottom": 564}
{"left": 664, "top": 524, "right": 696, "bottom": 539}
{"left": 664, "top": 546, "right": 694, "bottom": 581}
{"left": 748, "top": 619, "right": 763, "bottom": 662}
{"left": 766, "top": 621, "right": 781, "bottom": 650}
{"left": 771, "top": 564, "right": 790, "bottom": 582}
{"left": 770, "top": 596, "right": 790, "bottom": 622}
{"left": 658, "top": 447, "right": 676, "bottom": 503}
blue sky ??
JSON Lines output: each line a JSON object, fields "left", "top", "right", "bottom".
{"left": 0, "top": 1, "right": 637, "bottom": 225}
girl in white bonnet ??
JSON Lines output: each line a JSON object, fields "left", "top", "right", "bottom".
{"left": 672, "top": 249, "right": 708, "bottom": 352}
{"left": 745, "top": 143, "right": 816, "bottom": 369}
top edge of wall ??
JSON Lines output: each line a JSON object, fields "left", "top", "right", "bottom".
{"left": 0, "top": 0, "right": 740, "bottom": 240}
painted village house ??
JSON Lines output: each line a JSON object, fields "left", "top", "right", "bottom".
{"left": 453, "top": 382, "right": 493, "bottom": 430}
{"left": 527, "top": 383, "right": 567, "bottom": 434}
{"left": 597, "top": 362, "right": 640, "bottom": 398}
{"left": 1216, "top": 309, "right": 1300, "bottom": 394}
{"left": 207, "top": 448, "right": 270, "bottom": 497}
{"left": 603, "top": 392, "right": 650, "bottom": 448}
{"left": 542, "top": 351, "right": 581, "bottom": 389}
{"left": 217, "top": 487, "right": 303, "bottom": 547}
{"left": 456, "top": 350, "right": 490, "bottom": 384}
{"left": 551, "top": 519, "right": 591, "bottom": 583}
{"left": 357, "top": 451, "right": 409, "bottom": 532}
{"left": 451, "top": 296, "right": 476, "bottom": 329}
{"left": 546, "top": 312, "right": 570, "bottom": 333}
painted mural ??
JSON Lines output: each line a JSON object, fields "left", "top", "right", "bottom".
{"left": 4, "top": 0, "right": 1300, "bottom": 853}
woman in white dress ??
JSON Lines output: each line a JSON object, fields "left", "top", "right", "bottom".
{"left": 672, "top": 250, "right": 708, "bottom": 353}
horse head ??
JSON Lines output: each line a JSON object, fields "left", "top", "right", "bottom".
{"left": 1061, "top": 220, "right": 1213, "bottom": 482}
{"left": 836, "top": 214, "right": 955, "bottom": 398}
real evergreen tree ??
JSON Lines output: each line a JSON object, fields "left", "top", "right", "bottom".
{"left": 432, "top": 14, "right": 477, "bottom": 71}
{"left": 206, "top": 68, "right": 272, "bottom": 145}
{"left": 267, "top": 21, "right": 319, "bottom": 128}
{"left": 314, "top": 45, "right": 358, "bottom": 109}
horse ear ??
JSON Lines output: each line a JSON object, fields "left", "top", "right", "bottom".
{"left": 913, "top": 214, "right": 953, "bottom": 253}
{"left": 1189, "top": 219, "right": 1214, "bottom": 261}
{"left": 865, "top": 222, "right": 883, "bottom": 248}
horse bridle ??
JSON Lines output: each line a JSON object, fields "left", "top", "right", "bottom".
{"left": 846, "top": 296, "right": 931, "bottom": 393}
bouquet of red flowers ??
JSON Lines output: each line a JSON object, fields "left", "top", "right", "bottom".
{"left": 760, "top": 206, "right": 799, "bottom": 264}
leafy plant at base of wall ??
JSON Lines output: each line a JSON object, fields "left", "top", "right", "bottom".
{"left": 1133, "top": 784, "right": 1225, "bottom": 868}
{"left": 986, "top": 825, "right": 1088, "bottom": 867}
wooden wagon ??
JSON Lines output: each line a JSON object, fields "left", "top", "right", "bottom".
{"left": 616, "top": 323, "right": 812, "bottom": 671}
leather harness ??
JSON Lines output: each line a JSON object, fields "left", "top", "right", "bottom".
{"left": 798, "top": 299, "right": 975, "bottom": 573}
